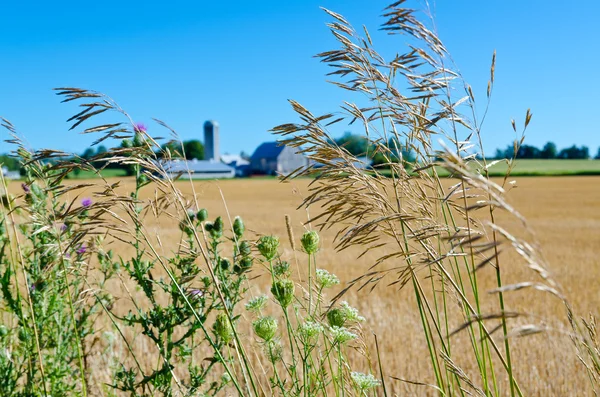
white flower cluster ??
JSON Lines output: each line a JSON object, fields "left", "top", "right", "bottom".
{"left": 340, "top": 301, "right": 365, "bottom": 323}
{"left": 245, "top": 295, "right": 268, "bottom": 314}
{"left": 329, "top": 326, "right": 357, "bottom": 344}
{"left": 298, "top": 321, "right": 324, "bottom": 345}
{"left": 351, "top": 372, "right": 381, "bottom": 391}
{"left": 315, "top": 268, "right": 340, "bottom": 289}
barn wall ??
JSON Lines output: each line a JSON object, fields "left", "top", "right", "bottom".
{"left": 277, "top": 147, "right": 308, "bottom": 175}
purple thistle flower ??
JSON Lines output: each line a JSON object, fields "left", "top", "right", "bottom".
{"left": 21, "top": 183, "right": 30, "bottom": 193}
{"left": 76, "top": 245, "right": 87, "bottom": 255}
{"left": 60, "top": 223, "right": 68, "bottom": 232}
{"left": 188, "top": 289, "right": 204, "bottom": 299}
{"left": 81, "top": 198, "right": 92, "bottom": 208}
{"left": 134, "top": 122, "right": 147, "bottom": 133}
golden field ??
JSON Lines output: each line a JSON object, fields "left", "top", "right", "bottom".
{"left": 6, "top": 175, "right": 600, "bottom": 395}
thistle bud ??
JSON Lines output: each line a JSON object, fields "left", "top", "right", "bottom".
{"left": 197, "top": 208, "right": 209, "bottom": 222}
{"left": 234, "top": 257, "right": 253, "bottom": 275}
{"left": 238, "top": 240, "right": 251, "bottom": 256}
{"left": 271, "top": 279, "right": 295, "bottom": 308}
{"left": 137, "top": 173, "right": 148, "bottom": 186}
{"left": 301, "top": 230, "right": 320, "bottom": 254}
{"left": 220, "top": 258, "right": 230, "bottom": 271}
{"left": 132, "top": 132, "right": 145, "bottom": 147}
{"left": 233, "top": 216, "right": 245, "bottom": 238}
{"left": 213, "top": 216, "right": 224, "bottom": 233}
{"left": 253, "top": 316, "right": 278, "bottom": 341}
{"left": 257, "top": 236, "right": 279, "bottom": 261}
{"left": 213, "top": 312, "right": 234, "bottom": 343}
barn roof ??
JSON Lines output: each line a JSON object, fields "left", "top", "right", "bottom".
{"left": 159, "top": 159, "right": 234, "bottom": 173}
{"left": 251, "top": 141, "right": 285, "bottom": 160}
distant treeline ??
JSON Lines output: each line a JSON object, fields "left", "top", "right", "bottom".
{"left": 495, "top": 142, "right": 600, "bottom": 160}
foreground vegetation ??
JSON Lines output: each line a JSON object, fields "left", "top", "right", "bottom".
{"left": 1, "top": 2, "right": 599, "bottom": 396}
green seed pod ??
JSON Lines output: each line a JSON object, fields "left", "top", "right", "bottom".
{"left": 0, "top": 325, "right": 8, "bottom": 338}
{"left": 257, "top": 236, "right": 279, "bottom": 261}
{"left": 233, "top": 216, "right": 245, "bottom": 238}
{"left": 327, "top": 308, "right": 346, "bottom": 328}
{"left": 253, "top": 316, "right": 278, "bottom": 341}
{"left": 238, "top": 240, "right": 252, "bottom": 256}
{"left": 301, "top": 230, "right": 320, "bottom": 254}
{"left": 271, "top": 279, "right": 295, "bottom": 308}
{"left": 213, "top": 312, "right": 234, "bottom": 343}
{"left": 220, "top": 258, "right": 230, "bottom": 271}
{"left": 204, "top": 222, "right": 214, "bottom": 232}
{"left": 196, "top": 208, "right": 209, "bottom": 222}
{"left": 121, "top": 139, "right": 132, "bottom": 148}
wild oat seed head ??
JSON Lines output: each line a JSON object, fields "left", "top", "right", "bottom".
{"left": 301, "top": 230, "right": 320, "bottom": 254}
{"left": 284, "top": 214, "right": 296, "bottom": 251}
{"left": 253, "top": 316, "right": 278, "bottom": 341}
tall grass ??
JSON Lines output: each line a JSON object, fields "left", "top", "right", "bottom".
{"left": 0, "top": 1, "right": 599, "bottom": 396}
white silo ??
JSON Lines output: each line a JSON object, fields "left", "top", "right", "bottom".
{"left": 203, "top": 120, "right": 219, "bottom": 161}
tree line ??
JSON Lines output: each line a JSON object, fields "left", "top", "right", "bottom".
{"left": 495, "top": 142, "right": 600, "bottom": 160}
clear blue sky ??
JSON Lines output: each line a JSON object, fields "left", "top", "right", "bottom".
{"left": 1, "top": 1, "right": 599, "bottom": 157}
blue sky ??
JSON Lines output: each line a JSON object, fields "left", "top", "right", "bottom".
{"left": 1, "top": 1, "right": 599, "bottom": 157}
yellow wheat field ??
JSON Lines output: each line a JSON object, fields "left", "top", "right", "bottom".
{"left": 7, "top": 175, "right": 600, "bottom": 395}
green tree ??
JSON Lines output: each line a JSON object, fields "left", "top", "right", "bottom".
{"left": 183, "top": 140, "right": 204, "bottom": 160}
{"left": 540, "top": 142, "right": 557, "bottom": 159}
{"left": 335, "top": 132, "right": 369, "bottom": 156}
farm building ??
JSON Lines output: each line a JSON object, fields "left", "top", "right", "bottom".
{"left": 160, "top": 158, "right": 235, "bottom": 179}
{"left": 250, "top": 142, "right": 309, "bottom": 175}
{"left": 1, "top": 166, "right": 20, "bottom": 180}
{"left": 221, "top": 153, "right": 250, "bottom": 177}
{"left": 158, "top": 120, "right": 235, "bottom": 179}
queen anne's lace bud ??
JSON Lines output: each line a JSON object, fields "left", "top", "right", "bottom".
{"left": 265, "top": 339, "right": 283, "bottom": 363}
{"left": 213, "top": 313, "right": 234, "bottom": 343}
{"left": 327, "top": 308, "right": 346, "bottom": 327}
{"left": 257, "top": 236, "right": 279, "bottom": 261}
{"left": 253, "top": 316, "right": 278, "bottom": 341}
{"left": 301, "top": 230, "right": 319, "bottom": 254}
{"left": 271, "top": 279, "right": 294, "bottom": 308}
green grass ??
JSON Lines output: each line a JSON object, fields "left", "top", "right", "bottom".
{"left": 69, "top": 168, "right": 128, "bottom": 179}
{"left": 382, "top": 159, "right": 600, "bottom": 177}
